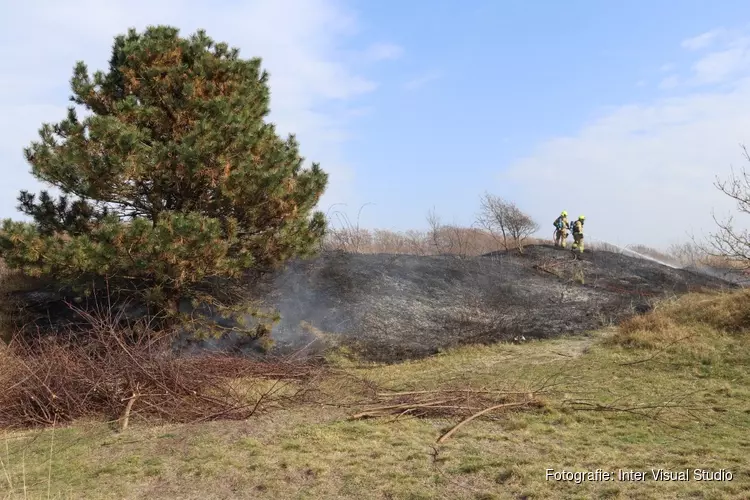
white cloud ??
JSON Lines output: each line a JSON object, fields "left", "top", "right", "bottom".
{"left": 691, "top": 37, "right": 750, "bottom": 84}
{"left": 656, "top": 31, "right": 750, "bottom": 89}
{"left": 0, "top": 0, "right": 392, "bottom": 219}
{"left": 659, "top": 75, "right": 680, "bottom": 89}
{"left": 403, "top": 71, "right": 442, "bottom": 91}
{"left": 363, "top": 42, "right": 404, "bottom": 61}
{"left": 502, "top": 29, "right": 750, "bottom": 249}
{"left": 681, "top": 29, "right": 724, "bottom": 51}
{"left": 660, "top": 63, "right": 676, "bottom": 72}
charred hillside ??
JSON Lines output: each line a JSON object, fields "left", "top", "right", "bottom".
{"left": 227, "top": 244, "right": 735, "bottom": 362}
{"left": 13, "top": 245, "right": 736, "bottom": 363}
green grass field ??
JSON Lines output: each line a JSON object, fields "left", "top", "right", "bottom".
{"left": 2, "top": 291, "right": 750, "bottom": 499}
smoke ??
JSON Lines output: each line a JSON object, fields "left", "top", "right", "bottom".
{"left": 172, "top": 245, "right": 738, "bottom": 361}
{"left": 174, "top": 254, "right": 365, "bottom": 357}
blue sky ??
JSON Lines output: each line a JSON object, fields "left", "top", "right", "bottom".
{"left": 2, "top": 0, "right": 750, "bottom": 249}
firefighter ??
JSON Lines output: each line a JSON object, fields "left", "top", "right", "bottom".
{"left": 571, "top": 215, "right": 585, "bottom": 253}
{"left": 553, "top": 211, "right": 569, "bottom": 248}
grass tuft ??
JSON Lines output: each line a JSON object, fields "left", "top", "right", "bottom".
{"left": 607, "top": 291, "right": 750, "bottom": 361}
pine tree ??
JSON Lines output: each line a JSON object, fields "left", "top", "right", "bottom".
{"left": 0, "top": 26, "right": 328, "bottom": 310}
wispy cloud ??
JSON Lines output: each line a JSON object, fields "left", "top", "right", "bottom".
{"left": 681, "top": 29, "right": 724, "bottom": 51}
{"left": 0, "top": 0, "right": 397, "bottom": 218}
{"left": 690, "top": 37, "right": 750, "bottom": 84}
{"left": 363, "top": 42, "right": 404, "bottom": 61}
{"left": 660, "top": 63, "right": 676, "bottom": 72}
{"left": 655, "top": 30, "right": 750, "bottom": 88}
{"left": 658, "top": 75, "right": 680, "bottom": 89}
{"left": 403, "top": 71, "right": 442, "bottom": 91}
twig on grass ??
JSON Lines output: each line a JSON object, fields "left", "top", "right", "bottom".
{"left": 349, "top": 400, "right": 451, "bottom": 420}
{"left": 436, "top": 401, "right": 533, "bottom": 443}
{"left": 564, "top": 398, "right": 712, "bottom": 430}
{"left": 119, "top": 386, "right": 141, "bottom": 432}
{"left": 617, "top": 334, "right": 695, "bottom": 366}
{"left": 376, "top": 389, "right": 536, "bottom": 397}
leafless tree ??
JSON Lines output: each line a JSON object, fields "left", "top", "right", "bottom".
{"left": 476, "top": 193, "right": 539, "bottom": 253}
{"left": 707, "top": 145, "right": 750, "bottom": 268}
{"left": 507, "top": 207, "right": 540, "bottom": 253}
{"left": 404, "top": 230, "right": 428, "bottom": 255}
{"left": 476, "top": 193, "right": 510, "bottom": 250}
{"left": 445, "top": 225, "right": 472, "bottom": 257}
{"left": 323, "top": 203, "right": 374, "bottom": 253}
{"left": 426, "top": 207, "right": 444, "bottom": 254}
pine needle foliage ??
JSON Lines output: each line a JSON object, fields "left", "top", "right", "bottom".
{"left": 0, "top": 25, "right": 328, "bottom": 312}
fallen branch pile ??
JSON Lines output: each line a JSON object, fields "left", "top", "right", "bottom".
{"left": 348, "top": 389, "right": 544, "bottom": 442}
{"left": 0, "top": 323, "right": 320, "bottom": 430}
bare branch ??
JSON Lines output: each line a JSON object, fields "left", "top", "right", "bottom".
{"left": 705, "top": 144, "right": 750, "bottom": 268}
{"left": 476, "top": 193, "right": 538, "bottom": 253}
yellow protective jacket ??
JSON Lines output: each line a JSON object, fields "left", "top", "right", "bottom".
{"left": 572, "top": 220, "right": 584, "bottom": 235}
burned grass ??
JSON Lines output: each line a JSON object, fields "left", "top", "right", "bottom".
{"left": 236, "top": 245, "right": 735, "bottom": 362}
{"left": 7, "top": 245, "right": 734, "bottom": 364}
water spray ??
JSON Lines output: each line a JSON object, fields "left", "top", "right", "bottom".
{"left": 586, "top": 235, "right": 681, "bottom": 269}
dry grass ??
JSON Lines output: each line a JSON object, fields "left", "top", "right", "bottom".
{"left": 4, "top": 284, "right": 750, "bottom": 499}
{"left": 2, "top": 318, "right": 749, "bottom": 499}
{"left": 700, "top": 254, "right": 750, "bottom": 269}
{"left": 607, "top": 290, "right": 750, "bottom": 356}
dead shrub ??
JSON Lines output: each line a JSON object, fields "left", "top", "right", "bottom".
{"left": 0, "top": 307, "right": 320, "bottom": 430}
{"left": 699, "top": 255, "right": 749, "bottom": 269}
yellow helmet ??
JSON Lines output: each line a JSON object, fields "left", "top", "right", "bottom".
{"left": 561, "top": 211, "right": 567, "bottom": 216}
{"left": 579, "top": 215, "right": 585, "bottom": 220}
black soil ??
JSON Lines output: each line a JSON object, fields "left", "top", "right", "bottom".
{"left": 242, "top": 245, "right": 735, "bottom": 362}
